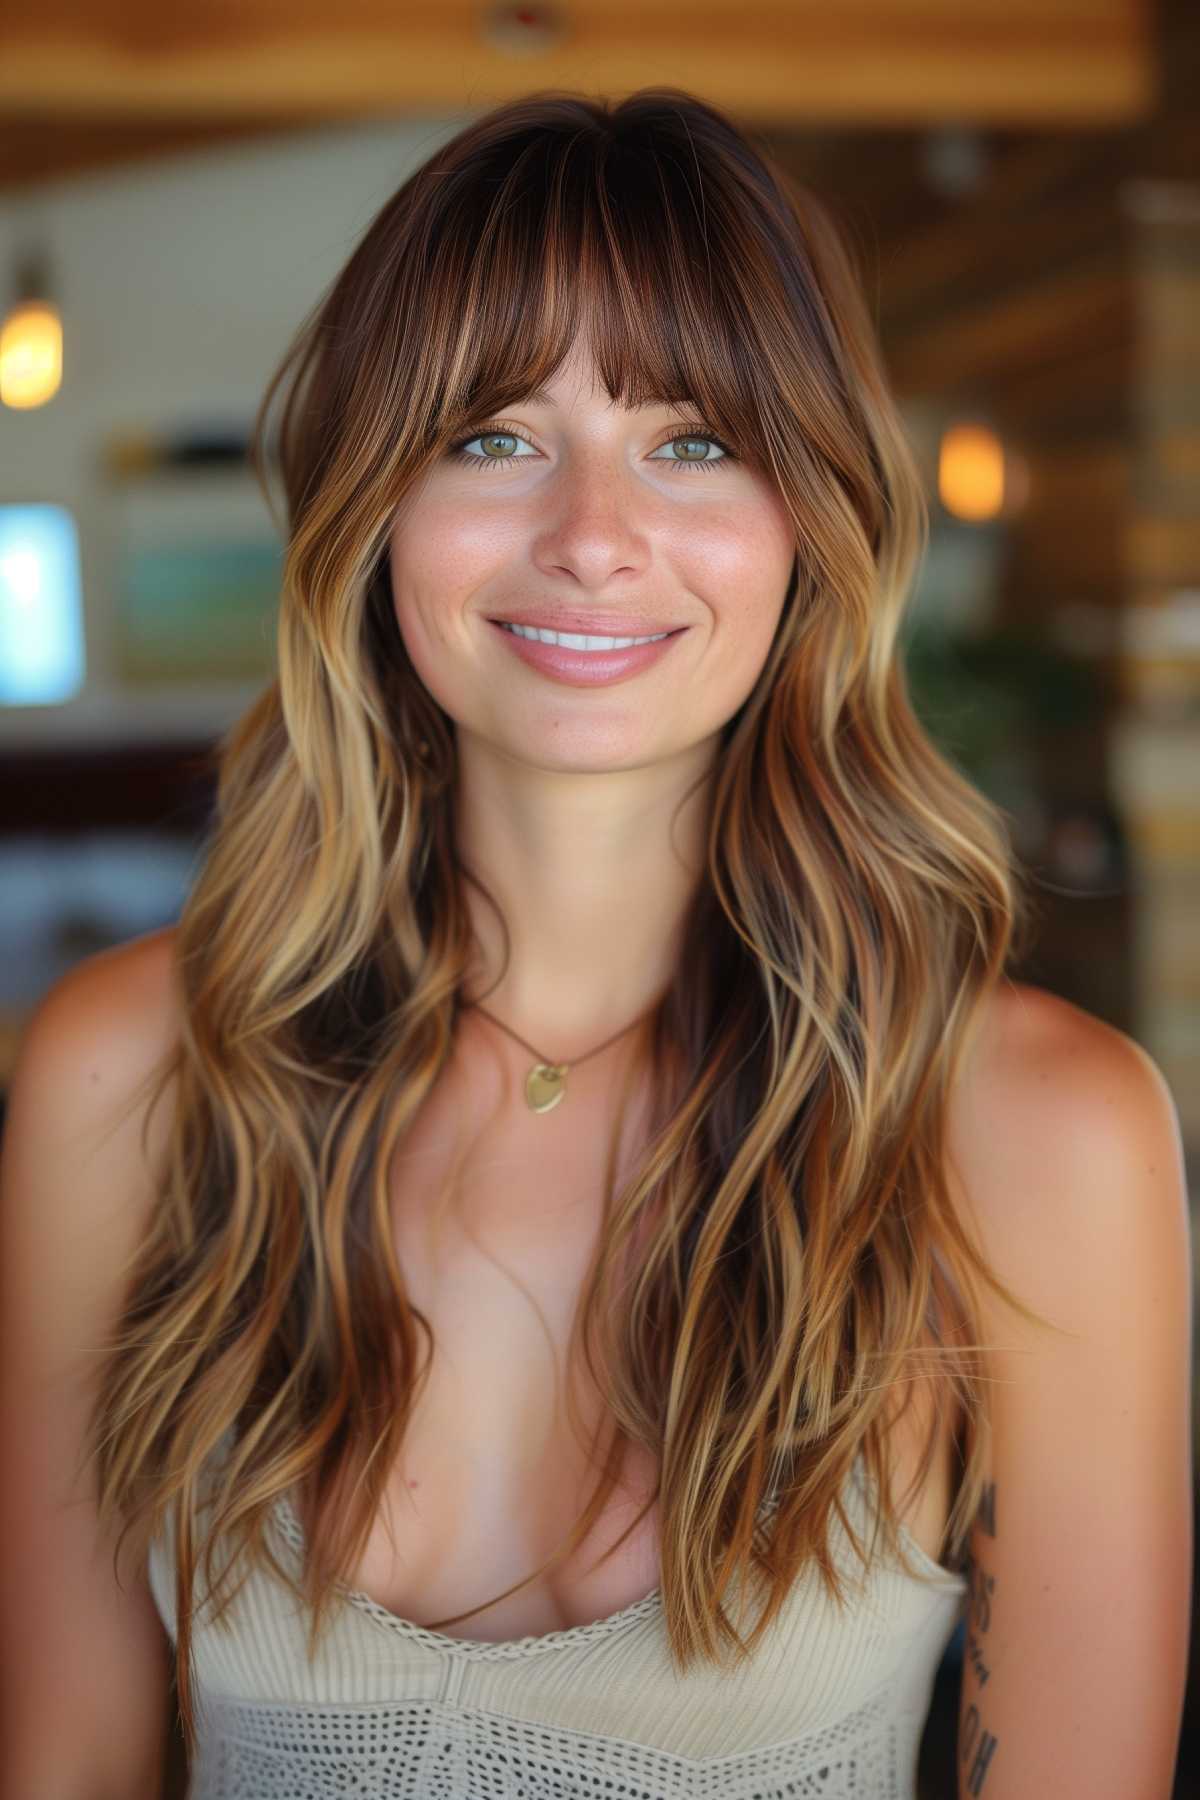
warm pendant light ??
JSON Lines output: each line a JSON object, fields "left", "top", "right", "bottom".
{"left": 1, "top": 250, "right": 63, "bottom": 411}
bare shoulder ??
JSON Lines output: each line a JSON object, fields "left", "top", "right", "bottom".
{"left": 8, "top": 922, "right": 186, "bottom": 1207}
{"left": 0, "top": 928, "right": 188, "bottom": 1790}
{"left": 955, "top": 975, "right": 1173, "bottom": 1123}
{"left": 2, "top": 921, "right": 188, "bottom": 1349}
{"left": 945, "top": 977, "right": 1186, "bottom": 1285}
{"left": 20, "top": 921, "right": 184, "bottom": 1092}
{"left": 943, "top": 1003, "right": 1192, "bottom": 1796}
{"left": 29, "top": 920, "right": 184, "bottom": 1053}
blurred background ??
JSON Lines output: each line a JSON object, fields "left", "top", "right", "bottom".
{"left": 1, "top": 1, "right": 1196, "bottom": 1794}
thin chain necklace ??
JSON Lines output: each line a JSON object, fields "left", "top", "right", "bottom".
{"left": 462, "top": 996, "right": 660, "bottom": 1114}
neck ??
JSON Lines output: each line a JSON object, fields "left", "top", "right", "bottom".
{"left": 452, "top": 728, "right": 716, "bottom": 1058}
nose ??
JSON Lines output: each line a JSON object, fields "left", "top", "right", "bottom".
{"left": 531, "top": 453, "right": 652, "bottom": 591}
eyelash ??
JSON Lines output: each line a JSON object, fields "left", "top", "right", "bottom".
{"left": 446, "top": 418, "right": 736, "bottom": 475}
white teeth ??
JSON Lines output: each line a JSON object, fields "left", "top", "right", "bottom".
{"left": 501, "top": 623, "right": 670, "bottom": 651}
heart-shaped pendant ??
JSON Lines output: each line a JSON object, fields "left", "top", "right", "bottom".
{"left": 526, "top": 1062, "right": 567, "bottom": 1113}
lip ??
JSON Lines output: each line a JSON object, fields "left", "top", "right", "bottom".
{"left": 488, "top": 618, "right": 688, "bottom": 687}
{"left": 486, "top": 613, "right": 683, "bottom": 637}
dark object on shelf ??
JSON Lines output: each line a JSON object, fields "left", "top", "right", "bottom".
{"left": 0, "top": 742, "right": 218, "bottom": 837}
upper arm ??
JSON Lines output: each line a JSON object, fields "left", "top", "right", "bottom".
{"left": 0, "top": 926, "right": 184, "bottom": 1798}
{"left": 947, "top": 984, "right": 1193, "bottom": 1800}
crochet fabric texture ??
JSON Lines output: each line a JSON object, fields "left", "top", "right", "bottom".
{"left": 152, "top": 1450, "right": 967, "bottom": 1800}
{"left": 189, "top": 1682, "right": 903, "bottom": 1799}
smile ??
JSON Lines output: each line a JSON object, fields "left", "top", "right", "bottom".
{"left": 488, "top": 617, "right": 688, "bottom": 687}
{"left": 498, "top": 622, "right": 672, "bottom": 651}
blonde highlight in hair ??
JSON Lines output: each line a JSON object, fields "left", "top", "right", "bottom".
{"left": 85, "top": 87, "right": 1061, "bottom": 1757}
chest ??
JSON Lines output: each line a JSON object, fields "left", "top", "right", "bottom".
{"left": 323, "top": 1060, "right": 962, "bottom": 1644}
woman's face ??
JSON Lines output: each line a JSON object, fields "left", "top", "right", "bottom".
{"left": 388, "top": 337, "right": 797, "bottom": 773}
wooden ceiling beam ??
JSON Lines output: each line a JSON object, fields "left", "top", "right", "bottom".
{"left": 0, "top": 0, "right": 1156, "bottom": 130}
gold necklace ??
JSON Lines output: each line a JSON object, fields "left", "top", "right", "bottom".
{"left": 464, "top": 997, "right": 660, "bottom": 1114}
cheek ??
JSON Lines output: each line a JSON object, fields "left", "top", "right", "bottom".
{"left": 387, "top": 541, "right": 455, "bottom": 697}
{"left": 389, "top": 526, "right": 459, "bottom": 650}
{"left": 389, "top": 505, "right": 507, "bottom": 636}
{"left": 690, "top": 502, "right": 794, "bottom": 635}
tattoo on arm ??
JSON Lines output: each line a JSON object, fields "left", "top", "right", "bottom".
{"left": 965, "top": 1631, "right": 991, "bottom": 1685}
{"left": 959, "top": 1481, "right": 1000, "bottom": 1796}
{"left": 961, "top": 1702, "right": 1000, "bottom": 1796}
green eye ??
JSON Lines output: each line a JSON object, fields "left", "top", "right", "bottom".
{"left": 449, "top": 428, "right": 536, "bottom": 466}
{"left": 447, "top": 420, "right": 737, "bottom": 474}
{"left": 648, "top": 429, "right": 732, "bottom": 470}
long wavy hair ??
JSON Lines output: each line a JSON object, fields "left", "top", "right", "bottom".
{"left": 88, "top": 85, "right": 1061, "bottom": 1756}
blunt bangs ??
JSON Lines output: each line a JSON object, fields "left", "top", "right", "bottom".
{"left": 417, "top": 109, "right": 786, "bottom": 473}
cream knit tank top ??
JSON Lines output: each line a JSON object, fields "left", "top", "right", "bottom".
{"left": 148, "top": 1442, "right": 967, "bottom": 1799}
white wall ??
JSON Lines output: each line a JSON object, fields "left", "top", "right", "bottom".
{"left": 0, "top": 113, "right": 470, "bottom": 744}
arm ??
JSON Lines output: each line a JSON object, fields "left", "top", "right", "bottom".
{"left": 0, "top": 928, "right": 184, "bottom": 1800}
{"left": 947, "top": 984, "right": 1193, "bottom": 1799}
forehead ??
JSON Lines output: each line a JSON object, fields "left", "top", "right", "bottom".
{"left": 512, "top": 344, "right": 688, "bottom": 412}
{"left": 516, "top": 382, "right": 682, "bottom": 412}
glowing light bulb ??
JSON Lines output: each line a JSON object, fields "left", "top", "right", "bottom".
{"left": 0, "top": 297, "right": 63, "bottom": 409}
{"left": 938, "top": 421, "right": 1005, "bottom": 523}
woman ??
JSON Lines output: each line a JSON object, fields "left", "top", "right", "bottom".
{"left": 0, "top": 88, "right": 1190, "bottom": 1800}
